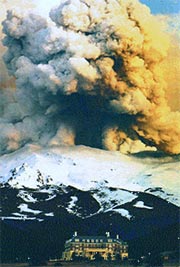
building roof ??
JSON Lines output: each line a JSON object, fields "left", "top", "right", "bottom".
{"left": 66, "top": 235, "right": 128, "bottom": 245}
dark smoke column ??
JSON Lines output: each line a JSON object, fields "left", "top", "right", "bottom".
{"left": 2, "top": 0, "right": 180, "bottom": 154}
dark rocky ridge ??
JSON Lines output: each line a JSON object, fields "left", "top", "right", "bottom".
{"left": 0, "top": 183, "right": 179, "bottom": 263}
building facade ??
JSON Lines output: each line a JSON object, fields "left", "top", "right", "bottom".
{"left": 62, "top": 232, "right": 128, "bottom": 261}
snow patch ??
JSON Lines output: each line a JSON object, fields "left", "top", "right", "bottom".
{"left": 92, "top": 185, "right": 137, "bottom": 212}
{"left": 66, "top": 196, "right": 78, "bottom": 213}
{"left": 133, "top": 201, "right": 153, "bottom": 210}
{"left": 18, "top": 204, "right": 42, "bottom": 214}
{"left": 1, "top": 216, "right": 36, "bottom": 221}
{"left": 18, "top": 190, "right": 37, "bottom": 203}
{"left": 113, "top": 208, "right": 132, "bottom": 220}
{"left": 45, "top": 212, "right": 54, "bottom": 217}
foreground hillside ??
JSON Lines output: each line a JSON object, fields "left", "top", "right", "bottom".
{"left": 0, "top": 145, "right": 179, "bottom": 263}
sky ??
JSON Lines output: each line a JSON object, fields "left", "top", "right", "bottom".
{"left": 140, "top": 0, "right": 180, "bottom": 14}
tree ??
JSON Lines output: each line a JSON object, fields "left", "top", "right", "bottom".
{"left": 71, "top": 252, "right": 77, "bottom": 261}
{"left": 115, "top": 253, "right": 121, "bottom": 262}
{"left": 107, "top": 253, "right": 112, "bottom": 261}
{"left": 146, "top": 252, "right": 163, "bottom": 267}
{"left": 94, "top": 252, "right": 103, "bottom": 262}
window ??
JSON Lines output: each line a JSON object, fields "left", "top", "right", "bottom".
{"left": 108, "top": 239, "right": 112, "bottom": 242}
{"left": 75, "top": 239, "right": 79, "bottom": 242}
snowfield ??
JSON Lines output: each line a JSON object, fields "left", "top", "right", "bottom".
{"left": 0, "top": 144, "right": 179, "bottom": 207}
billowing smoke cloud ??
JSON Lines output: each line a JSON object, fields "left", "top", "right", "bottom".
{"left": 1, "top": 0, "right": 180, "bottom": 155}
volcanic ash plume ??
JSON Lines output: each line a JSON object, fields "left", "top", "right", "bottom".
{"left": 1, "top": 0, "right": 180, "bottom": 155}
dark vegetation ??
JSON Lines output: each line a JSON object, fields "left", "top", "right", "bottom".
{"left": 0, "top": 185, "right": 179, "bottom": 264}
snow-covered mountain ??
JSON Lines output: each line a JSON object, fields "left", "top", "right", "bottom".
{"left": 0, "top": 144, "right": 179, "bottom": 221}
{"left": 1, "top": 144, "right": 179, "bottom": 206}
{"left": 0, "top": 145, "right": 179, "bottom": 262}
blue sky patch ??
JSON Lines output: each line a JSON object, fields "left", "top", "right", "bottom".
{"left": 140, "top": 0, "right": 180, "bottom": 14}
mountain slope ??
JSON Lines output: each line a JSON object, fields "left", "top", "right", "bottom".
{"left": 0, "top": 144, "right": 179, "bottom": 205}
{"left": 0, "top": 145, "right": 179, "bottom": 262}
{"left": 1, "top": 183, "right": 179, "bottom": 262}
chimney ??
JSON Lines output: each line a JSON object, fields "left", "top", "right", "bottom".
{"left": 106, "top": 232, "right": 110, "bottom": 237}
{"left": 74, "top": 231, "right": 77, "bottom": 237}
